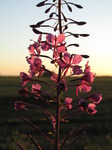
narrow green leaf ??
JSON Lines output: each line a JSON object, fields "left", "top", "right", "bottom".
{"left": 16, "top": 143, "right": 25, "bottom": 150}
{"left": 60, "top": 127, "right": 76, "bottom": 150}
{"left": 29, "top": 134, "right": 42, "bottom": 150}
{"left": 20, "top": 116, "right": 54, "bottom": 144}
{"left": 67, "top": 132, "right": 85, "bottom": 148}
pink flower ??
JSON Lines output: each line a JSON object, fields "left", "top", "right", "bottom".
{"left": 41, "top": 34, "right": 53, "bottom": 51}
{"left": 27, "top": 56, "right": 44, "bottom": 77}
{"left": 28, "top": 44, "right": 36, "bottom": 54}
{"left": 78, "top": 99, "right": 88, "bottom": 111}
{"left": 87, "top": 93, "right": 102, "bottom": 104}
{"left": 32, "top": 84, "right": 41, "bottom": 98}
{"left": 79, "top": 100, "right": 97, "bottom": 115}
{"left": 28, "top": 34, "right": 42, "bottom": 54}
{"left": 34, "top": 57, "right": 42, "bottom": 67}
{"left": 51, "top": 73, "right": 58, "bottom": 83}
{"left": 82, "top": 72, "right": 95, "bottom": 84}
{"left": 72, "top": 54, "right": 82, "bottom": 65}
{"left": 47, "top": 33, "right": 65, "bottom": 53}
{"left": 63, "top": 97, "right": 72, "bottom": 110}
{"left": 87, "top": 103, "right": 97, "bottom": 115}
{"left": 41, "top": 34, "right": 66, "bottom": 57}
{"left": 41, "top": 41, "right": 51, "bottom": 51}
{"left": 58, "top": 52, "right": 82, "bottom": 75}
{"left": 78, "top": 99, "right": 98, "bottom": 115}
{"left": 59, "top": 52, "right": 82, "bottom": 68}
{"left": 27, "top": 56, "right": 35, "bottom": 65}
{"left": 20, "top": 72, "right": 32, "bottom": 86}
{"left": 72, "top": 65, "right": 82, "bottom": 75}
{"left": 32, "top": 84, "right": 41, "bottom": 94}
{"left": 84, "top": 61, "right": 90, "bottom": 74}
{"left": 76, "top": 83, "right": 92, "bottom": 96}
{"left": 14, "top": 101, "right": 28, "bottom": 111}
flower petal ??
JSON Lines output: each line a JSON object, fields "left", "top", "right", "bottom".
{"left": 57, "top": 45, "right": 65, "bottom": 53}
{"left": 84, "top": 61, "right": 90, "bottom": 73}
{"left": 32, "top": 84, "right": 41, "bottom": 91}
{"left": 65, "top": 97, "right": 72, "bottom": 104}
{"left": 20, "top": 72, "right": 31, "bottom": 86}
{"left": 28, "top": 45, "right": 35, "bottom": 54}
{"left": 37, "top": 34, "right": 42, "bottom": 43}
{"left": 72, "top": 66, "right": 82, "bottom": 75}
{"left": 57, "top": 34, "right": 65, "bottom": 44}
{"left": 82, "top": 84, "right": 92, "bottom": 93}
{"left": 87, "top": 103, "right": 97, "bottom": 115}
{"left": 41, "top": 42, "right": 50, "bottom": 51}
{"left": 64, "top": 97, "right": 72, "bottom": 110}
{"left": 79, "top": 99, "right": 88, "bottom": 111}
{"left": 87, "top": 93, "right": 102, "bottom": 104}
{"left": 72, "top": 54, "right": 82, "bottom": 64}
{"left": 82, "top": 72, "right": 95, "bottom": 84}
{"left": 58, "top": 60, "right": 67, "bottom": 68}
{"left": 46, "top": 33, "right": 54, "bottom": 44}
{"left": 76, "top": 83, "right": 92, "bottom": 96}
{"left": 34, "top": 58, "right": 42, "bottom": 67}
{"left": 63, "top": 52, "right": 70, "bottom": 63}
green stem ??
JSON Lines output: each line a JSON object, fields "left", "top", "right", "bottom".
{"left": 55, "top": 91, "right": 61, "bottom": 150}
{"left": 55, "top": 0, "right": 62, "bottom": 150}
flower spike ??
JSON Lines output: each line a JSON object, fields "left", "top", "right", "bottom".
{"left": 16, "top": 0, "right": 102, "bottom": 149}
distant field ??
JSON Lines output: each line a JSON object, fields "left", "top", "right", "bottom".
{"left": 0, "top": 76, "right": 112, "bottom": 150}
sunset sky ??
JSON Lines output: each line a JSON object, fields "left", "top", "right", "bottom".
{"left": 0, "top": 0, "right": 112, "bottom": 76}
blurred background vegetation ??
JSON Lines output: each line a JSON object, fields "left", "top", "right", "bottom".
{"left": 0, "top": 76, "right": 112, "bottom": 150}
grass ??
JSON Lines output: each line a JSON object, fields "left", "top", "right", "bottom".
{"left": 0, "top": 76, "right": 112, "bottom": 150}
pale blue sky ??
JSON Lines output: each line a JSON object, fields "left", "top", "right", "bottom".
{"left": 0, "top": 0, "right": 112, "bottom": 76}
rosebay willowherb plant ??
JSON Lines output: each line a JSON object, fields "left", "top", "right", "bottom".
{"left": 15, "top": 0, "right": 102, "bottom": 150}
